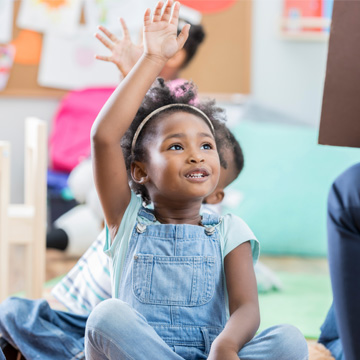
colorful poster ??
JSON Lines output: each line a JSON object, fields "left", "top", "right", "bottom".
{"left": 0, "top": 0, "right": 14, "bottom": 43}
{"left": 0, "top": 45, "right": 15, "bottom": 91}
{"left": 38, "top": 27, "right": 120, "bottom": 90}
{"left": 323, "top": 0, "right": 334, "bottom": 32}
{"left": 178, "top": 0, "right": 235, "bottom": 14}
{"left": 17, "top": 0, "right": 83, "bottom": 35}
{"left": 283, "top": 0, "right": 323, "bottom": 32}
{"left": 11, "top": 30, "right": 42, "bottom": 65}
{"left": 84, "top": 0, "right": 148, "bottom": 41}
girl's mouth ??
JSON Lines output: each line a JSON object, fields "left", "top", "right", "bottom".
{"left": 185, "top": 168, "right": 210, "bottom": 181}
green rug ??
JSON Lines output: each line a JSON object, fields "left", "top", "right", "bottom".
{"left": 258, "top": 271, "right": 333, "bottom": 339}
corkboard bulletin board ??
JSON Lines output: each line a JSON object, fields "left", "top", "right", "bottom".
{"left": 0, "top": 0, "right": 252, "bottom": 98}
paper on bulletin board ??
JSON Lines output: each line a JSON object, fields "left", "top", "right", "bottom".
{"left": 0, "top": 0, "right": 14, "bottom": 43}
{"left": 0, "top": 44, "right": 15, "bottom": 91}
{"left": 17, "top": 0, "right": 83, "bottom": 35}
{"left": 38, "top": 27, "right": 121, "bottom": 90}
{"left": 84, "top": 0, "right": 148, "bottom": 41}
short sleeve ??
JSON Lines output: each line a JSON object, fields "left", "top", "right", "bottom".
{"left": 103, "top": 192, "right": 143, "bottom": 297}
{"left": 219, "top": 213, "right": 260, "bottom": 264}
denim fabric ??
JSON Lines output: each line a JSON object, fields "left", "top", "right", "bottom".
{"left": 0, "top": 297, "right": 87, "bottom": 359}
{"left": 325, "top": 163, "right": 360, "bottom": 360}
{"left": 86, "top": 298, "right": 308, "bottom": 360}
{"left": 318, "top": 303, "right": 344, "bottom": 360}
{"left": 0, "top": 348, "right": 5, "bottom": 360}
{"left": 85, "top": 207, "right": 309, "bottom": 359}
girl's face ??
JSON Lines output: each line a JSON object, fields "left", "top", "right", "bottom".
{"left": 139, "top": 111, "right": 220, "bottom": 205}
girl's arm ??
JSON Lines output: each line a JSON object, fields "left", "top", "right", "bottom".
{"left": 91, "top": 0, "right": 189, "bottom": 239}
{"left": 208, "top": 241, "right": 260, "bottom": 360}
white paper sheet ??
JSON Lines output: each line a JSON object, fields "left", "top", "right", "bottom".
{"left": 0, "top": 0, "right": 14, "bottom": 43}
{"left": 17, "top": 0, "right": 83, "bottom": 35}
{"left": 38, "top": 27, "right": 121, "bottom": 90}
{"left": 84, "top": 0, "right": 148, "bottom": 41}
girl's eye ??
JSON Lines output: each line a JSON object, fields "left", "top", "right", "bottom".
{"left": 169, "top": 144, "right": 183, "bottom": 150}
{"left": 201, "top": 143, "right": 213, "bottom": 150}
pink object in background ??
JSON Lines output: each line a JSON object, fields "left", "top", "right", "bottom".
{"left": 49, "top": 87, "right": 115, "bottom": 173}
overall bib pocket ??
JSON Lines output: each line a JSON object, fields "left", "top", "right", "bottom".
{"left": 132, "top": 254, "right": 216, "bottom": 306}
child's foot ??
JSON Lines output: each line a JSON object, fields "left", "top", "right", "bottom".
{"left": 308, "top": 342, "right": 335, "bottom": 360}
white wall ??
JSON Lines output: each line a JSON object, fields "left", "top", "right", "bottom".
{"left": 0, "top": 97, "right": 58, "bottom": 203}
{"left": 251, "top": 0, "right": 330, "bottom": 127}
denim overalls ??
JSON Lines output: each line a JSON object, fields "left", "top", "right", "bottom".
{"left": 85, "top": 206, "right": 310, "bottom": 360}
{"left": 118, "top": 207, "right": 226, "bottom": 355}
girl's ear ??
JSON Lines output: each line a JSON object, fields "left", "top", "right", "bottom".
{"left": 203, "top": 188, "right": 225, "bottom": 205}
{"left": 131, "top": 162, "right": 149, "bottom": 185}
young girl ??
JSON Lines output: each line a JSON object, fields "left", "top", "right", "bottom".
{"left": 86, "top": 1, "right": 309, "bottom": 359}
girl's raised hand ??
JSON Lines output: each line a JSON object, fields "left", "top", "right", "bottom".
{"left": 143, "top": 0, "right": 190, "bottom": 62}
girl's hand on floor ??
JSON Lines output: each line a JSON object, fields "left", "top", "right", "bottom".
{"left": 143, "top": 0, "right": 190, "bottom": 63}
{"left": 95, "top": 19, "right": 143, "bottom": 77}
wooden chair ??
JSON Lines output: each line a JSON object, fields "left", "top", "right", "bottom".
{"left": 0, "top": 117, "right": 47, "bottom": 301}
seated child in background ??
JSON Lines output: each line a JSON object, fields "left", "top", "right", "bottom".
{"left": 84, "top": 1, "right": 307, "bottom": 359}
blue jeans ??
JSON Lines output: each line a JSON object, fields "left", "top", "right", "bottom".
{"left": 323, "top": 163, "right": 360, "bottom": 360}
{"left": 318, "top": 303, "right": 344, "bottom": 360}
{"left": 0, "top": 297, "right": 87, "bottom": 360}
{"left": 85, "top": 299, "right": 309, "bottom": 360}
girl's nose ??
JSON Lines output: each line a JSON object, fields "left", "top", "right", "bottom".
{"left": 189, "top": 152, "right": 205, "bottom": 163}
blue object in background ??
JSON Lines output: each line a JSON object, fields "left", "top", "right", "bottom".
{"left": 323, "top": 0, "right": 334, "bottom": 32}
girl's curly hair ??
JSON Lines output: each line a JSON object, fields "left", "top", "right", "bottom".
{"left": 121, "top": 78, "right": 227, "bottom": 204}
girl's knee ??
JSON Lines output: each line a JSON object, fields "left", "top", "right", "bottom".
{"left": 271, "top": 324, "right": 308, "bottom": 359}
{"left": 86, "top": 299, "right": 138, "bottom": 336}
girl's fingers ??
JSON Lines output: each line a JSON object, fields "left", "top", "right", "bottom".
{"left": 119, "top": 18, "right": 130, "bottom": 38}
{"left": 152, "top": 1, "right": 164, "bottom": 22}
{"left": 176, "top": 23, "right": 190, "bottom": 49}
{"left": 169, "top": 1, "right": 180, "bottom": 26}
{"left": 144, "top": 8, "right": 152, "bottom": 27}
{"left": 95, "top": 55, "right": 112, "bottom": 62}
{"left": 161, "top": 0, "right": 173, "bottom": 22}
{"left": 95, "top": 33, "right": 114, "bottom": 50}
{"left": 99, "top": 25, "right": 118, "bottom": 43}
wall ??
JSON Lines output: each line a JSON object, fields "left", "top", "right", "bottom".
{"left": 1, "top": 0, "right": 332, "bottom": 202}
{"left": 251, "top": 0, "right": 329, "bottom": 127}
{"left": 0, "top": 97, "right": 57, "bottom": 203}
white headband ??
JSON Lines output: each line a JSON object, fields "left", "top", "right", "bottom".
{"left": 131, "top": 104, "right": 214, "bottom": 155}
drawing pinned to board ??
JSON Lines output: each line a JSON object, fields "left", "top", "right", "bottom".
{"left": 179, "top": 0, "right": 236, "bottom": 14}
{"left": 0, "top": 45, "right": 15, "bottom": 91}
{"left": 17, "top": 0, "right": 83, "bottom": 35}
{"left": 11, "top": 30, "right": 42, "bottom": 65}
{"left": 38, "top": 27, "right": 120, "bottom": 90}
{"left": 84, "top": 0, "right": 148, "bottom": 40}
{"left": 0, "top": 0, "right": 14, "bottom": 43}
